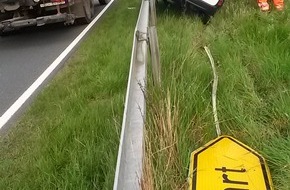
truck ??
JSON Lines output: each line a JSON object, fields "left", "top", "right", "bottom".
{"left": 0, "top": 0, "right": 109, "bottom": 34}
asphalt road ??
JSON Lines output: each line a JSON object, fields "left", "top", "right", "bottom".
{"left": 0, "top": 5, "right": 105, "bottom": 117}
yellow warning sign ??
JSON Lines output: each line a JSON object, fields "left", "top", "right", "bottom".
{"left": 189, "top": 135, "right": 274, "bottom": 190}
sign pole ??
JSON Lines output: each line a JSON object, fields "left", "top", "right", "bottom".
{"left": 188, "top": 47, "right": 274, "bottom": 190}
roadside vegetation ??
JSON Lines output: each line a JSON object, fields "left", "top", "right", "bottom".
{"left": 1, "top": 0, "right": 290, "bottom": 189}
{"left": 0, "top": 0, "right": 140, "bottom": 189}
{"left": 143, "top": 0, "right": 290, "bottom": 189}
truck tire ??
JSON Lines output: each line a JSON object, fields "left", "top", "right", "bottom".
{"left": 99, "top": 0, "right": 109, "bottom": 5}
{"left": 79, "top": 0, "right": 94, "bottom": 24}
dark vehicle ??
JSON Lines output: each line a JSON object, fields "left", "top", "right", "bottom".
{"left": 164, "top": 0, "right": 224, "bottom": 16}
{"left": 0, "top": 0, "right": 109, "bottom": 33}
{"left": 186, "top": 0, "right": 224, "bottom": 15}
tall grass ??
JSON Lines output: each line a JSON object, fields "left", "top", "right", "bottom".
{"left": 144, "top": 0, "right": 290, "bottom": 189}
{"left": 0, "top": 0, "right": 140, "bottom": 189}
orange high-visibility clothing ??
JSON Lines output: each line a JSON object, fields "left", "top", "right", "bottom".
{"left": 257, "top": 0, "right": 284, "bottom": 6}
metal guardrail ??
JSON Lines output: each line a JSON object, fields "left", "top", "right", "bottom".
{"left": 113, "top": 0, "right": 160, "bottom": 189}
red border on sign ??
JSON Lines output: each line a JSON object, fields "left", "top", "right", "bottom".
{"left": 192, "top": 136, "right": 271, "bottom": 190}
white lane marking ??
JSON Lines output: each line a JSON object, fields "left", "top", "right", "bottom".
{"left": 0, "top": 0, "right": 115, "bottom": 129}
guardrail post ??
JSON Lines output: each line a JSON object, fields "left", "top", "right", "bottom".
{"left": 148, "top": 0, "right": 161, "bottom": 86}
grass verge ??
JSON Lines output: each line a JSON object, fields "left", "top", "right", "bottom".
{"left": 0, "top": 0, "right": 140, "bottom": 189}
{"left": 144, "top": 0, "right": 290, "bottom": 189}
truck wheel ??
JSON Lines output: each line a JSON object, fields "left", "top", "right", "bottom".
{"left": 79, "top": 0, "right": 95, "bottom": 24}
{"left": 99, "top": 0, "right": 109, "bottom": 5}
